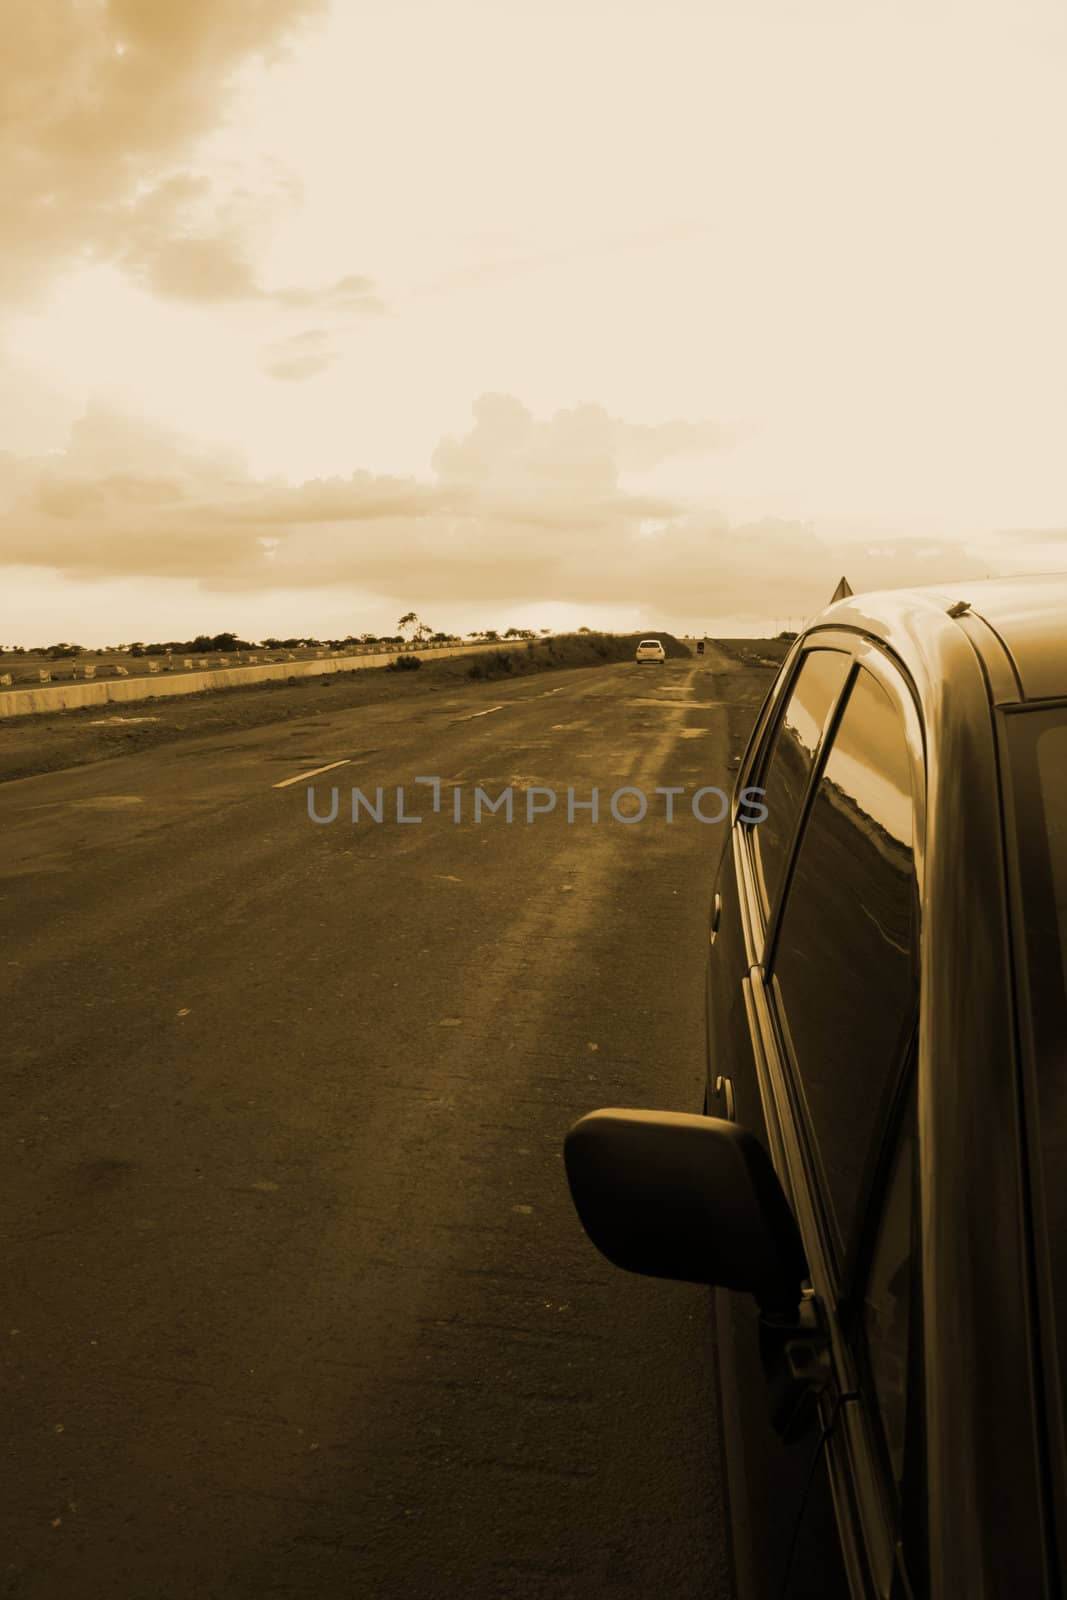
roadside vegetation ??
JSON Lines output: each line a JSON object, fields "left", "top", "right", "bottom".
{"left": 713, "top": 637, "right": 795, "bottom": 669}
{"left": 463, "top": 630, "right": 688, "bottom": 681}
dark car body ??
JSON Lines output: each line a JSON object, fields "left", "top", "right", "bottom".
{"left": 566, "top": 575, "right": 1067, "bottom": 1598}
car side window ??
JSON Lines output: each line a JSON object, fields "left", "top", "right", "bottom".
{"left": 769, "top": 665, "right": 919, "bottom": 1264}
{"left": 751, "top": 649, "right": 851, "bottom": 917}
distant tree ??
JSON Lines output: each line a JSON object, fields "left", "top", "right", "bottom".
{"left": 578, "top": 626, "right": 591, "bottom": 634}
{"left": 47, "top": 642, "right": 83, "bottom": 659}
{"left": 777, "top": 630, "right": 798, "bottom": 641}
{"left": 399, "top": 612, "right": 433, "bottom": 643}
{"left": 504, "top": 627, "right": 523, "bottom": 638}
{"left": 483, "top": 629, "right": 500, "bottom": 641}
{"left": 540, "top": 628, "right": 551, "bottom": 635}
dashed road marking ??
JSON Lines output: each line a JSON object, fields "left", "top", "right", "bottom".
{"left": 451, "top": 705, "right": 505, "bottom": 723}
{"left": 273, "top": 759, "right": 350, "bottom": 789}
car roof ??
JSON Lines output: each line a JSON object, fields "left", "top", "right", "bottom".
{"left": 814, "top": 571, "right": 1067, "bottom": 703}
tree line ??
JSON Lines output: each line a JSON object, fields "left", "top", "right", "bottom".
{"left": 1, "top": 621, "right": 554, "bottom": 659}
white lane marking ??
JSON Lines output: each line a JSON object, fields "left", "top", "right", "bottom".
{"left": 273, "top": 758, "right": 350, "bottom": 789}
{"left": 452, "top": 704, "right": 505, "bottom": 722}
{"left": 69, "top": 796, "right": 145, "bottom": 807}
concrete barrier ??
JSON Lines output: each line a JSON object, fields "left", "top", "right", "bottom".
{"left": 0, "top": 639, "right": 515, "bottom": 717}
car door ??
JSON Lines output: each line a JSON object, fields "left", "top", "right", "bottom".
{"left": 750, "top": 646, "right": 928, "bottom": 1595}
{"left": 707, "top": 641, "right": 855, "bottom": 1599}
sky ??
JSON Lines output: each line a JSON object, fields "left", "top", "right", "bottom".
{"left": 1, "top": 0, "right": 1065, "bottom": 646}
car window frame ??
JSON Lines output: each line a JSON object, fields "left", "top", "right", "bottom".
{"left": 738, "top": 639, "right": 854, "bottom": 950}
{"left": 737, "top": 636, "right": 928, "bottom": 1596}
{"left": 847, "top": 1036, "right": 929, "bottom": 1597}
{"left": 737, "top": 633, "right": 926, "bottom": 940}
{"left": 766, "top": 644, "right": 926, "bottom": 1277}
{"left": 998, "top": 696, "right": 1067, "bottom": 1587}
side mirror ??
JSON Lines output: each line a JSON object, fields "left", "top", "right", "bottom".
{"left": 564, "top": 1109, "right": 808, "bottom": 1318}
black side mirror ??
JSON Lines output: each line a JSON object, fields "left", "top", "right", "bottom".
{"left": 564, "top": 1109, "right": 808, "bottom": 1319}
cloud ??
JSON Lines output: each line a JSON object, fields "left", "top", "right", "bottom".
{"left": 259, "top": 330, "right": 340, "bottom": 381}
{"left": 431, "top": 394, "right": 730, "bottom": 496}
{"left": 116, "top": 176, "right": 388, "bottom": 313}
{"left": 0, "top": 391, "right": 1022, "bottom": 622}
{"left": 1, "top": 0, "right": 386, "bottom": 316}
{"left": 274, "top": 275, "right": 385, "bottom": 315}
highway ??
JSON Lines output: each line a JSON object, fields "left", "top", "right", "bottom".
{"left": 1, "top": 645, "right": 769, "bottom": 1599}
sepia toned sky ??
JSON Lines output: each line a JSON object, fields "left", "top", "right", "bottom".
{"left": 2, "top": 0, "right": 1065, "bottom": 645}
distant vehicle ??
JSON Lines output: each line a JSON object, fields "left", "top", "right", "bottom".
{"left": 566, "top": 574, "right": 1067, "bottom": 1598}
{"left": 635, "top": 639, "right": 667, "bottom": 665}
{"left": 697, "top": 640, "right": 705, "bottom": 655}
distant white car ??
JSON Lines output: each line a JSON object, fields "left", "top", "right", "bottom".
{"left": 635, "top": 639, "right": 667, "bottom": 665}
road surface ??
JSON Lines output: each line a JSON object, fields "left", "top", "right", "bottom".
{"left": 1, "top": 646, "right": 767, "bottom": 1600}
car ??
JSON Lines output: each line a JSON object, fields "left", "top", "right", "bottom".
{"left": 565, "top": 574, "right": 1067, "bottom": 1599}
{"left": 636, "top": 638, "right": 667, "bottom": 664}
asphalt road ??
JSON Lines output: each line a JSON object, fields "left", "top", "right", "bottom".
{"left": 2, "top": 646, "right": 766, "bottom": 1600}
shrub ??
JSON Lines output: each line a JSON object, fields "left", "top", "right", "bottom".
{"left": 388, "top": 653, "right": 422, "bottom": 672}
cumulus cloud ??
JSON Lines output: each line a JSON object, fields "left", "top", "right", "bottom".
{"left": 1, "top": 0, "right": 384, "bottom": 316}
{"left": 432, "top": 394, "right": 730, "bottom": 496}
{"left": 0, "top": 392, "right": 1014, "bottom": 622}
